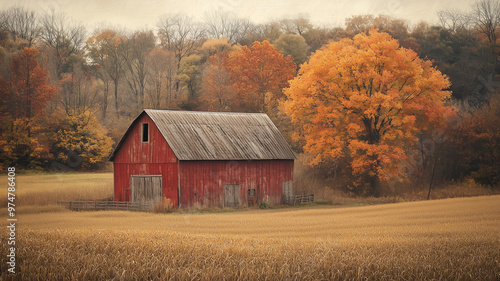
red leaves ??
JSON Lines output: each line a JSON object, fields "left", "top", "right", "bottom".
{"left": 201, "top": 41, "right": 296, "bottom": 113}
{"left": 8, "top": 47, "right": 56, "bottom": 119}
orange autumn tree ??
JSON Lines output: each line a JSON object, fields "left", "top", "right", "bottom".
{"left": 200, "top": 53, "right": 236, "bottom": 111}
{"left": 229, "top": 41, "right": 296, "bottom": 113}
{"left": 0, "top": 47, "right": 56, "bottom": 169}
{"left": 284, "top": 30, "right": 454, "bottom": 196}
{"left": 9, "top": 48, "right": 56, "bottom": 124}
{"left": 201, "top": 41, "right": 296, "bottom": 114}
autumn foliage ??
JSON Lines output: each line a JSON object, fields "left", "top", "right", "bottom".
{"left": 0, "top": 47, "right": 56, "bottom": 169}
{"left": 201, "top": 41, "right": 296, "bottom": 113}
{"left": 5, "top": 47, "right": 56, "bottom": 120}
{"left": 0, "top": 6, "right": 498, "bottom": 190}
{"left": 200, "top": 53, "right": 235, "bottom": 111}
{"left": 448, "top": 93, "right": 500, "bottom": 185}
{"left": 285, "top": 30, "right": 455, "bottom": 195}
{"left": 46, "top": 111, "right": 114, "bottom": 170}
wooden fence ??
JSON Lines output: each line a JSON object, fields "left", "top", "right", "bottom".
{"left": 57, "top": 201, "right": 152, "bottom": 212}
{"left": 283, "top": 194, "right": 315, "bottom": 205}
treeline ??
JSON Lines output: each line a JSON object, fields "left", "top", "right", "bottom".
{"left": 0, "top": 2, "right": 498, "bottom": 190}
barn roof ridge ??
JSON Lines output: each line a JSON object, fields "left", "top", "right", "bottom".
{"left": 144, "top": 108, "right": 268, "bottom": 115}
{"left": 109, "top": 109, "right": 296, "bottom": 161}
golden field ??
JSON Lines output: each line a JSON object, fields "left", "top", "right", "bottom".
{"left": 0, "top": 173, "right": 113, "bottom": 214}
{"left": 1, "top": 173, "right": 499, "bottom": 280}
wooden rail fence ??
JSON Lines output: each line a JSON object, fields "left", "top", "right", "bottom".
{"left": 283, "top": 194, "right": 315, "bottom": 205}
{"left": 57, "top": 201, "right": 152, "bottom": 212}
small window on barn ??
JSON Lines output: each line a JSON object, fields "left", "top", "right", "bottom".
{"left": 248, "top": 189, "right": 256, "bottom": 197}
{"left": 142, "top": 123, "right": 149, "bottom": 143}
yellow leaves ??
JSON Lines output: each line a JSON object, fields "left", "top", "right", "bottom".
{"left": 47, "top": 111, "right": 114, "bottom": 170}
{"left": 0, "top": 116, "right": 49, "bottom": 168}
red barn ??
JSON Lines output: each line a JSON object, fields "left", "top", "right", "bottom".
{"left": 109, "top": 109, "right": 295, "bottom": 208}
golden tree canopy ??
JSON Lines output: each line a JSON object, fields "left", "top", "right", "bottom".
{"left": 284, "top": 29, "right": 455, "bottom": 193}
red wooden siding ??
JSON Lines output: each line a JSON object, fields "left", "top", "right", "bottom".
{"left": 113, "top": 114, "right": 177, "bottom": 163}
{"left": 113, "top": 114, "right": 179, "bottom": 206}
{"left": 179, "top": 160, "right": 294, "bottom": 208}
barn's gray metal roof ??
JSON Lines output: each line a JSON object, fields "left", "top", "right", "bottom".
{"left": 110, "top": 109, "right": 295, "bottom": 161}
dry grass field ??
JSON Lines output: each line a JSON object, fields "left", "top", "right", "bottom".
{"left": 0, "top": 173, "right": 113, "bottom": 214}
{"left": 1, "top": 173, "right": 499, "bottom": 280}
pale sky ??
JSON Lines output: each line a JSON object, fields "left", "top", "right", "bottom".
{"left": 0, "top": 0, "right": 477, "bottom": 31}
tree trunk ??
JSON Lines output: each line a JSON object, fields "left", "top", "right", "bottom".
{"left": 370, "top": 175, "right": 381, "bottom": 197}
{"left": 102, "top": 81, "right": 109, "bottom": 119}
{"left": 25, "top": 56, "right": 31, "bottom": 138}
{"left": 114, "top": 79, "right": 119, "bottom": 117}
{"left": 427, "top": 142, "right": 442, "bottom": 200}
{"left": 140, "top": 88, "right": 144, "bottom": 110}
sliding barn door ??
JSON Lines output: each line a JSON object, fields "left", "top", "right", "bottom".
{"left": 130, "top": 175, "right": 162, "bottom": 203}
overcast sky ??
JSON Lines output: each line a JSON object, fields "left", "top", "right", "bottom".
{"left": 0, "top": 0, "right": 477, "bottom": 31}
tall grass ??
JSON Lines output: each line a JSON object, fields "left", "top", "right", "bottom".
{"left": 1, "top": 196, "right": 499, "bottom": 280}
{"left": 0, "top": 173, "right": 113, "bottom": 213}
{"left": 12, "top": 173, "right": 111, "bottom": 204}
{"left": 293, "top": 155, "right": 499, "bottom": 205}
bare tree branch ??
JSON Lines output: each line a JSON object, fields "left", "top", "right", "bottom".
{"left": 0, "top": 6, "right": 40, "bottom": 46}
{"left": 473, "top": 0, "right": 500, "bottom": 44}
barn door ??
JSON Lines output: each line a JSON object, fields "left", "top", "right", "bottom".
{"left": 130, "top": 175, "right": 162, "bottom": 203}
{"left": 282, "top": 181, "right": 293, "bottom": 205}
{"left": 224, "top": 184, "right": 241, "bottom": 207}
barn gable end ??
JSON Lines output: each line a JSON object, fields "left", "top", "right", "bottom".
{"left": 111, "top": 113, "right": 177, "bottom": 164}
{"left": 111, "top": 113, "right": 179, "bottom": 205}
